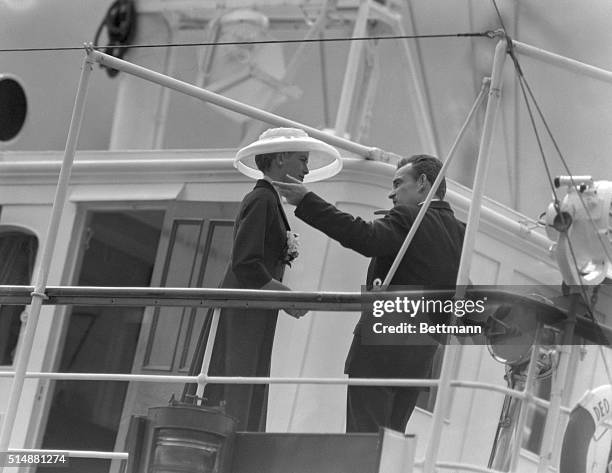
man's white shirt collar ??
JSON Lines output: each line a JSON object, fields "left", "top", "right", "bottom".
{"left": 417, "top": 198, "right": 441, "bottom": 206}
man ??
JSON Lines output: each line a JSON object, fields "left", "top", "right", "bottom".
{"left": 274, "top": 154, "right": 465, "bottom": 433}
{"left": 186, "top": 128, "right": 309, "bottom": 431}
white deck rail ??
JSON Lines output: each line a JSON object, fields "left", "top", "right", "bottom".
{"left": 0, "top": 285, "right": 606, "bottom": 472}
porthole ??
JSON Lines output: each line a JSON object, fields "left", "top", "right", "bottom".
{"left": 0, "top": 75, "right": 27, "bottom": 143}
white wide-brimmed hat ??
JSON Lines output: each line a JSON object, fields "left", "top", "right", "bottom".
{"left": 234, "top": 127, "right": 343, "bottom": 182}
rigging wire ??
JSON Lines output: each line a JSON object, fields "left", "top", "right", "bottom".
{"left": 489, "top": 0, "right": 612, "bottom": 383}
{"left": 489, "top": 0, "right": 509, "bottom": 35}
{"left": 490, "top": 0, "right": 589, "bottom": 311}
{"left": 514, "top": 69, "right": 561, "bottom": 209}
{"left": 514, "top": 69, "right": 595, "bottom": 318}
{"left": 510, "top": 48, "right": 603, "bottom": 321}
{"left": 519, "top": 76, "right": 612, "bottom": 267}
{"left": 0, "top": 31, "right": 492, "bottom": 54}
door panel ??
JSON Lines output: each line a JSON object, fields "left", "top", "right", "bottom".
{"left": 179, "top": 221, "right": 234, "bottom": 371}
{"left": 113, "top": 201, "right": 239, "bottom": 465}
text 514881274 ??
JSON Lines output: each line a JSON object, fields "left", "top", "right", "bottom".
{"left": 0, "top": 452, "right": 70, "bottom": 468}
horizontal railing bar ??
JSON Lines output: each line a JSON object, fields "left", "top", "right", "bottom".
{"left": 513, "top": 39, "right": 612, "bottom": 85}
{"left": 8, "top": 449, "right": 128, "bottom": 460}
{"left": 451, "top": 380, "right": 527, "bottom": 401}
{"left": 1, "top": 285, "right": 610, "bottom": 344}
{"left": 0, "top": 371, "right": 438, "bottom": 387}
{"left": 532, "top": 395, "right": 571, "bottom": 414}
{"left": 1, "top": 372, "right": 571, "bottom": 408}
{"left": 0, "top": 285, "right": 571, "bottom": 310}
{"left": 0, "top": 371, "right": 547, "bottom": 400}
{"left": 0, "top": 372, "right": 197, "bottom": 382}
{"left": 0, "top": 285, "right": 448, "bottom": 309}
{"left": 0, "top": 285, "right": 568, "bottom": 307}
{"left": 433, "top": 461, "right": 505, "bottom": 473}
{"left": 455, "top": 381, "right": 572, "bottom": 414}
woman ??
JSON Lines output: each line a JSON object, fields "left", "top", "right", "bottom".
{"left": 187, "top": 128, "right": 312, "bottom": 431}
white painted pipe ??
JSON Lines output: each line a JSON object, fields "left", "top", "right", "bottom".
{"left": 0, "top": 371, "right": 438, "bottom": 387}
{"left": 382, "top": 80, "right": 488, "bottom": 286}
{"left": 0, "top": 53, "right": 95, "bottom": 463}
{"left": 7, "top": 449, "right": 128, "bottom": 460}
{"left": 512, "top": 40, "right": 612, "bottom": 85}
{"left": 509, "top": 326, "right": 542, "bottom": 472}
{"left": 451, "top": 380, "right": 527, "bottom": 401}
{"left": 432, "top": 460, "right": 506, "bottom": 473}
{"left": 423, "top": 40, "right": 508, "bottom": 473}
{"left": 536, "top": 296, "right": 578, "bottom": 473}
{"left": 196, "top": 307, "right": 221, "bottom": 397}
{"left": 90, "top": 50, "right": 403, "bottom": 162}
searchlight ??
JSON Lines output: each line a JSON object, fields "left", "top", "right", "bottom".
{"left": 544, "top": 176, "right": 612, "bottom": 286}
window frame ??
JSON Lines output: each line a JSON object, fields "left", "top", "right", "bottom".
{"left": 0, "top": 225, "right": 39, "bottom": 368}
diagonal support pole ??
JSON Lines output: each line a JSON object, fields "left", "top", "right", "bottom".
{"left": 0, "top": 50, "right": 95, "bottom": 465}
{"left": 334, "top": 0, "right": 371, "bottom": 137}
{"left": 508, "top": 324, "right": 543, "bottom": 472}
{"left": 90, "top": 49, "right": 402, "bottom": 163}
{"left": 389, "top": 16, "right": 439, "bottom": 156}
{"left": 535, "top": 294, "right": 578, "bottom": 472}
{"left": 240, "top": 0, "right": 332, "bottom": 145}
{"left": 196, "top": 307, "right": 222, "bottom": 398}
{"left": 381, "top": 78, "right": 489, "bottom": 287}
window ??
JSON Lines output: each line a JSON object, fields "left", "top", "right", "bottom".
{"left": 0, "top": 229, "right": 38, "bottom": 365}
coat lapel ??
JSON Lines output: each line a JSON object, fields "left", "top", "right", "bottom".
{"left": 255, "top": 179, "right": 291, "bottom": 231}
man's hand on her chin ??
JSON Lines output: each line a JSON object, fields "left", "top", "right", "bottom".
{"left": 273, "top": 175, "right": 308, "bottom": 206}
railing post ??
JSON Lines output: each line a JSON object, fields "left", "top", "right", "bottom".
{"left": 0, "top": 50, "right": 95, "bottom": 463}
{"left": 536, "top": 294, "right": 578, "bottom": 472}
{"left": 196, "top": 307, "right": 222, "bottom": 398}
{"left": 423, "top": 40, "right": 507, "bottom": 473}
{"left": 508, "top": 325, "right": 542, "bottom": 472}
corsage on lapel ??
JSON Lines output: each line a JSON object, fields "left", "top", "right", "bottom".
{"left": 283, "top": 231, "right": 300, "bottom": 266}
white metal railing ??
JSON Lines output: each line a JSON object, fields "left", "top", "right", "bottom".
{"left": 6, "top": 449, "right": 128, "bottom": 461}
{"left": 0, "top": 285, "right": 605, "bottom": 473}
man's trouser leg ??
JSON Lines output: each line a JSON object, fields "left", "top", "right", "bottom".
{"left": 346, "top": 384, "right": 421, "bottom": 432}
{"left": 347, "top": 384, "right": 392, "bottom": 432}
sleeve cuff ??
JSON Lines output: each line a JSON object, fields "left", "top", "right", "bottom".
{"left": 295, "top": 191, "right": 322, "bottom": 219}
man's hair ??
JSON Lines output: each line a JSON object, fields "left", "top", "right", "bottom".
{"left": 255, "top": 152, "right": 286, "bottom": 172}
{"left": 397, "top": 154, "right": 446, "bottom": 199}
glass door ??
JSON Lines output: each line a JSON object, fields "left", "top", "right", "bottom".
{"left": 113, "top": 201, "right": 238, "bottom": 470}
{"left": 40, "top": 209, "right": 165, "bottom": 473}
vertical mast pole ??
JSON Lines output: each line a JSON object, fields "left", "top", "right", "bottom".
{"left": 0, "top": 49, "right": 95, "bottom": 462}
{"left": 423, "top": 40, "right": 507, "bottom": 473}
